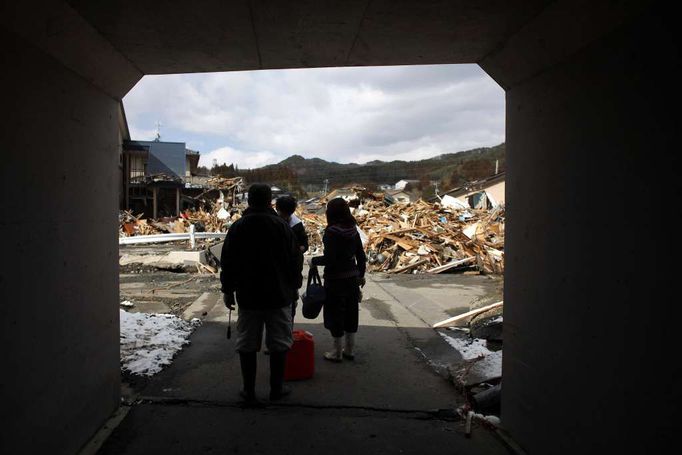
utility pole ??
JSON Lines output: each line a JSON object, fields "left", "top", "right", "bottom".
{"left": 323, "top": 178, "right": 329, "bottom": 195}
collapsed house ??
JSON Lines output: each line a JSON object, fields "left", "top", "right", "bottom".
{"left": 434, "top": 172, "right": 505, "bottom": 210}
{"left": 120, "top": 139, "right": 209, "bottom": 218}
{"left": 384, "top": 188, "right": 412, "bottom": 204}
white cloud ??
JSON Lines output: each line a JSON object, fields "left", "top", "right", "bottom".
{"left": 128, "top": 126, "right": 157, "bottom": 141}
{"left": 123, "top": 65, "right": 504, "bottom": 167}
{"left": 200, "top": 146, "right": 278, "bottom": 169}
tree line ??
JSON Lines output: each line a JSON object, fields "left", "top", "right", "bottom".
{"left": 199, "top": 143, "right": 505, "bottom": 198}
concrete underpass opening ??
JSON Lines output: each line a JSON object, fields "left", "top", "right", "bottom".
{"left": 116, "top": 60, "right": 507, "bottom": 414}
{"left": 1, "top": 1, "right": 676, "bottom": 454}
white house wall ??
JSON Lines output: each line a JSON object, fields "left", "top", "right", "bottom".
{"left": 484, "top": 180, "right": 505, "bottom": 205}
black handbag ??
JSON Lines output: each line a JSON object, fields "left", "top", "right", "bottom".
{"left": 301, "top": 266, "right": 325, "bottom": 319}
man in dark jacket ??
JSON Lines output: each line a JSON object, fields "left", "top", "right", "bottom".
{"left": 275, "top": 195, "right": 308, "bottom": 323}
{"left": 275, "top": 195, "right": 309, "bottom": 254}
{"left": 220, "top": 183, "right": 299, "bottom": 402}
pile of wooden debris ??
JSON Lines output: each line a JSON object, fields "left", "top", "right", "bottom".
{"left": 205, "top": 176, "right": 244, "bottom": 190}
{"left": 119, "top": 210, "right": 163, "bottom": 236}
{"left": 301, "top": 199, "right": 504, "bottom": 275}
{"left": 120, "top": 194, "right": 505, "bottom": 275}
{"left": 119, "top": 201, "right": 240, "bottom": 237}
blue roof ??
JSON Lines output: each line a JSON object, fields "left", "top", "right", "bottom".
{"left": 127, "top": 140, "right": 186, "bottom": 179}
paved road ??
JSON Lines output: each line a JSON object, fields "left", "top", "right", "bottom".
{"left": 100, "top": 272, "right": 510, "bottom": 454}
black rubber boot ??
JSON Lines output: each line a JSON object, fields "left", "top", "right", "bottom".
{"left": 269, "top": 351, "right": 291, "bottom": 401}
{"left": 239, "top": 352, "right": 257, "bottom": 403}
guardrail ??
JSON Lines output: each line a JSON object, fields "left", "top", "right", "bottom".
{"left": 119, "top": 225, "right": 226, "bottom": 247}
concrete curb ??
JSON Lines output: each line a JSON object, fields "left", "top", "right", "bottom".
{"left": 77, "top": 405, "right": 132, "bottom": 455}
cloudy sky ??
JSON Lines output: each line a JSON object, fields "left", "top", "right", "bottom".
{"left": 123, "top": 64, "right": 504, "bottom": 169}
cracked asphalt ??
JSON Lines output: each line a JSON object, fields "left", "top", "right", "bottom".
{"left": 101, "top": 270, "right": 509, "bottom": 454}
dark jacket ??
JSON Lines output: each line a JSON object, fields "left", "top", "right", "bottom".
{"left": 220, "top": 207, "right": 300, "bottom": 309}
{"left": 289, "top": 214, "right": 309, "bottom": 253}
{"left": 311, "top": 225, "right": 367, "bottom": 279}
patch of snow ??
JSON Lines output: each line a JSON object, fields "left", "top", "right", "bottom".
{"left": 439, "top": 333, "right": 493, "bottom": 359}
{"left": 120, "top": 309, "right": 201, "bottom": 376}
{"left": 440, "top": 332, "right": 502, "bottom": 382}
{"left": 120, "top": 300, "right": 135, "bottom": 307}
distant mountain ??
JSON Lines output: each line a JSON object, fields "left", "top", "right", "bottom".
{"left": 211, "top": 143, "right": 505, "bottom": 195}
{"left": 261, "top": 143, "right": 505, "bottom": 189}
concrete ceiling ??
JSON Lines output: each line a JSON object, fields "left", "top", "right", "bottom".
{"left": 66, "top": 0, "right": 551, "bottom": 74}
{"left": 2, "top": 0, "right": 647, "bottom": 98}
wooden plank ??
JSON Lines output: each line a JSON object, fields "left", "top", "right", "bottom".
{"left": 377, "top": 227, "right": 419, "bottom": 237}
{"left": 433, "top": 301, "right": 503, "bottom": 328}
{"left": 383, "top": 234, "right": 417, "bottom": 251}
{"left": 389, "top": 259, "right": 429, "bottom": 274}
{"left": 426, "top": 256, "right": 475, "bottom": 274}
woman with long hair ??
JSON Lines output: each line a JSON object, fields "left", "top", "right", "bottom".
{"left": 311, "top": 197, "right": 367, "bottom": 362}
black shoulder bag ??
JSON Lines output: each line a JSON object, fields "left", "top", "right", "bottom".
{"left": 301, "top": 266, "right": 325, "bottom": 319}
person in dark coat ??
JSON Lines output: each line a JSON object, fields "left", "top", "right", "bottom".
{"left": 311, "top": 197, "right": 367, "bottom": 362}
{"left": 220, "top": 183, "right": 299, "bottom": 402}
{"left": 275, "top": 195, "right": 308, "bottom": 324}
{"left": 275, "top": 195, "right": 309, "bottom": 254}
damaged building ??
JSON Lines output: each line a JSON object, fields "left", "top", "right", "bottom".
{"left": 434, "top": 172, "right": 505, "bottom": 210}
{"left": 118, "top": 107, "right": 207, "bottom": 218}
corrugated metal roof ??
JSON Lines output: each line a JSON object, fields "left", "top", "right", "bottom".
{"left": 126, "top": 140, "right": 186, "bottom": 179}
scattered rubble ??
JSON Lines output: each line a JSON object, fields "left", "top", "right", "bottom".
{"left": 301, "top": 198, "right": 504, "bottom": 275}
{"left": 435, "top": 302, "right": 504, "bottom": 416}
{"left": 119, "top": 210, "right": 160, "bottom": 236}
{"left": 205, "top": 176, "right": 244, "bottom": 192}
{"left": 121, "top": 185, "right": 504, "bottom": 276}
{"left": 120, "top": 177, "right": 245, "bottom": 238}
{"left": 119, "top": 250, "right": 223, "bottom": 279}
{"left": 119, "top": 202, "right": 240, "bottom": 238}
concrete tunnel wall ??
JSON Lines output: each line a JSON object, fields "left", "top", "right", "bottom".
{"left": 1, "top": 2, "right": 677, "bottom": 453}
{"left": 0, "top": 29, "right": 123, "bottom": 454}
{"left": 500, "top": 8, "right": 676, "bottom": 453}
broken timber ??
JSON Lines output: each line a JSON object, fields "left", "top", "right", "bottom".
{"left": 389, "top": 259, "right": 429, "bottom": 274}
{"left": 426, "top": 257, "right": 475, "bottom": 274}
{"left": 432, "top": 301, "right": 503, "bottom": 328}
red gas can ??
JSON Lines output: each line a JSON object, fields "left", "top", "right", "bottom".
{"left": 284, "top": 330, "right": 315, "bottom": 381}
